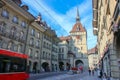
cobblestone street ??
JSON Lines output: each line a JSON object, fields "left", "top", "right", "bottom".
{"left": 30, "top": 71, "right": 100, "bottom": 80}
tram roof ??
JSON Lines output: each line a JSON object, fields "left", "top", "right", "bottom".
{"left": 0, "top": 49, "right": 28, "bottom": 59}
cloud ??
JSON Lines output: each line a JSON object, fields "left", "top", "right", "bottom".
{"left": 22, "top": 0, "right": 96, "bottom": 49}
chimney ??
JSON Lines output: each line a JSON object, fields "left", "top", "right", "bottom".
{"left": 12, "top": 0, "right": 22, "bottom": 6}
{"left": 21, "top": 5, "right": 29, "bottom": 11}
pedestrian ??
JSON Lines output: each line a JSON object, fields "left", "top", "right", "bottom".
{"left": 102, "top": 73, "right": 108, "bottom": 80}
{"left": 88, "top": 67, "right": 91, "bottom": 75}
{"left": 80, "top": 66, "right": 83, "bottom": 73}
{"left": 92, "top": 69, "right": 94, "bottom": 76}
{"left": 99, "top": 70, "right": 103, "bottom": 78}
{"left": 97, "top": 69, "right": 100, "bottom": 78}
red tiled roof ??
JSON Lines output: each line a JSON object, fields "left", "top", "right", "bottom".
{"left": 59, "top": 36, "right": 71, "bottom": 41}
{"left": 88, "top": 46, "right": 97, "bottom": 54}
{"left": 70, "top": 22, "right": 85, "bottom": 33}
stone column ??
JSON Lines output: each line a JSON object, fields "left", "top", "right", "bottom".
{"left": 110, "top": 42, "right": 119, "bottom": 79}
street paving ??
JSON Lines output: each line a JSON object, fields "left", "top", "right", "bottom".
{"left": 34, "top": 71, "right": 100, "bottom": 80}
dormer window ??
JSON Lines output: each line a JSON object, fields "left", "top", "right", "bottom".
{"left": 21, "top": 21, "right": 26, "bottom": 28}
{"left": 12, "top": 16, "right": 18, "bottom": 24}
{"left": 1, "top": 9, "right": 9, "bottom": 19}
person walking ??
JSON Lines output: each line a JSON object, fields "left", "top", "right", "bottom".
{"left": 92, "top": 69, "right": 94, "bottom": 76}
{"left": 102, "top": 73, "right": 108, "bottom": 80}
{"left": 97, "top": 69, "right": 100, "bottom": 78}
{"left": 88, "top": 67, "right": 91, "bottom": 75}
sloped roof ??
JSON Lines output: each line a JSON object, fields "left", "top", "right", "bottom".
{"left": 70, "top": 22, "right": 86, "bottom": 33}
{"left": 59, "top": 36, "right": 71, "bottom": 41}
{"left": 88, "top": 46, "right": 97, "bottom": 54}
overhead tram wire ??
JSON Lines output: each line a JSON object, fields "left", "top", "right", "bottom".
{"left": 34, "top": 0, "right": 69, "bottom": 36}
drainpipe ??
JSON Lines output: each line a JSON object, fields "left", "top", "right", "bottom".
{"left": 39, "top": 32, "right": 44, "bottom": 72}
{"left": 24, "top": 20, "right": 34, "bottom": 54}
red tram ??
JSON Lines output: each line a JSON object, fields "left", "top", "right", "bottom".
{"left": 0, "top": 49, "right": 29, "bottom": 80}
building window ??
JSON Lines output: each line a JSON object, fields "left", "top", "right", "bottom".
{"left": 1, "top": 9, "right": 9, "bottom": 19}
{"left": 0, "top": 21, "right": 6, "bottom": 32}
{"left": 81, "top": 47, "right": 83, "bottom": 50}
{"left": 37, "top": 32, "right": 40, "bottom": 39}
{"left": 43, "top": 51, "right": 45, "bottom": 58}
{"left": 47, "top": 43, "right": 48, "bottom": 48}
{"left": 36, "top": 40, "right": 39, "bottom": 48}
{"left": 12, "top": 16, "right": 18, "bottom": 24}
{"left": 18, "top": 45, "right": 22, "bottom": 53}
{"left": 62, "top": 48, "right": 64, "bottom": 53}
{"left": 11, "top": 27, "right": 16, "bottom": 36}
{"left": 31, "top": 29, "right": 35, "bottom": 36}
{"left": 35, "top": 51, "right": 38, "bottom": 58}
{"left": 0, "top": 39, "right": 2, "bottom": 48}
{"left": 20, "top": 31, "right": 24, "bottom": 39}
{"left": 30, "top": 38, "right": 34, "bottom": 45}
{"left": 28, "top": 49, "right": 32, "bottom": 57}
{"left": 8, "top": 42, "right": 14, "bottom": 50}
{"left": 21, "top": 21, "right": 26, "bottom": 28}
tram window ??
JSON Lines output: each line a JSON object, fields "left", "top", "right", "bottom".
{"left": 0, "top": 57, "right": 26, "bottom": 73}
{"left": 0, "top": 60, "right": 10, "bottom": 73}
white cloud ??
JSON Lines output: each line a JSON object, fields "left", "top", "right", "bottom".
{"left": 22, "top": 0, "right": 96, "bottom": 49}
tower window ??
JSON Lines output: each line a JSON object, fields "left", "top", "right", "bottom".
{"left": 77, "top": 25, "right": 80, "bottom": 31}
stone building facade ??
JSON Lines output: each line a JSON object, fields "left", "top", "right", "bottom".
{"left": 58, "top": 8, "right": 88, "bottom": 71}
{"left": 88, "top": 47, "right": 98, "bottom": 69}
{"left": 0, "top": 0, "right": 60, "bottom": 73}
{"left": 70, "top": 8, "right": 88, "bottom": 70}
{"left": 92, "top": 0, "right": 120, "bottom": 79}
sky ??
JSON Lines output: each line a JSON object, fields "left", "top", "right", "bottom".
{"left": 21, "top": 0, "right": 97, "bottom": 49}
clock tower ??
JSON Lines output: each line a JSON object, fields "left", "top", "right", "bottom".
{"left": 70, "top": 7, "right": 88, "bottom": 69}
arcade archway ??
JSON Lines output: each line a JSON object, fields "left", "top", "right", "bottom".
{"left": 33, "top": 62, "right": 38, "bottom": 73}
{"left": 42, "top": 62, "right": 50, "bottom": 72}
{"left": 59, "top": 62, "right": 64, "bottom": 71}
{"left": 75, "top": 60, "right": 84, "bottom": 68}
{"left": 66, "top": 63, "right": 70, "bottom": 70}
